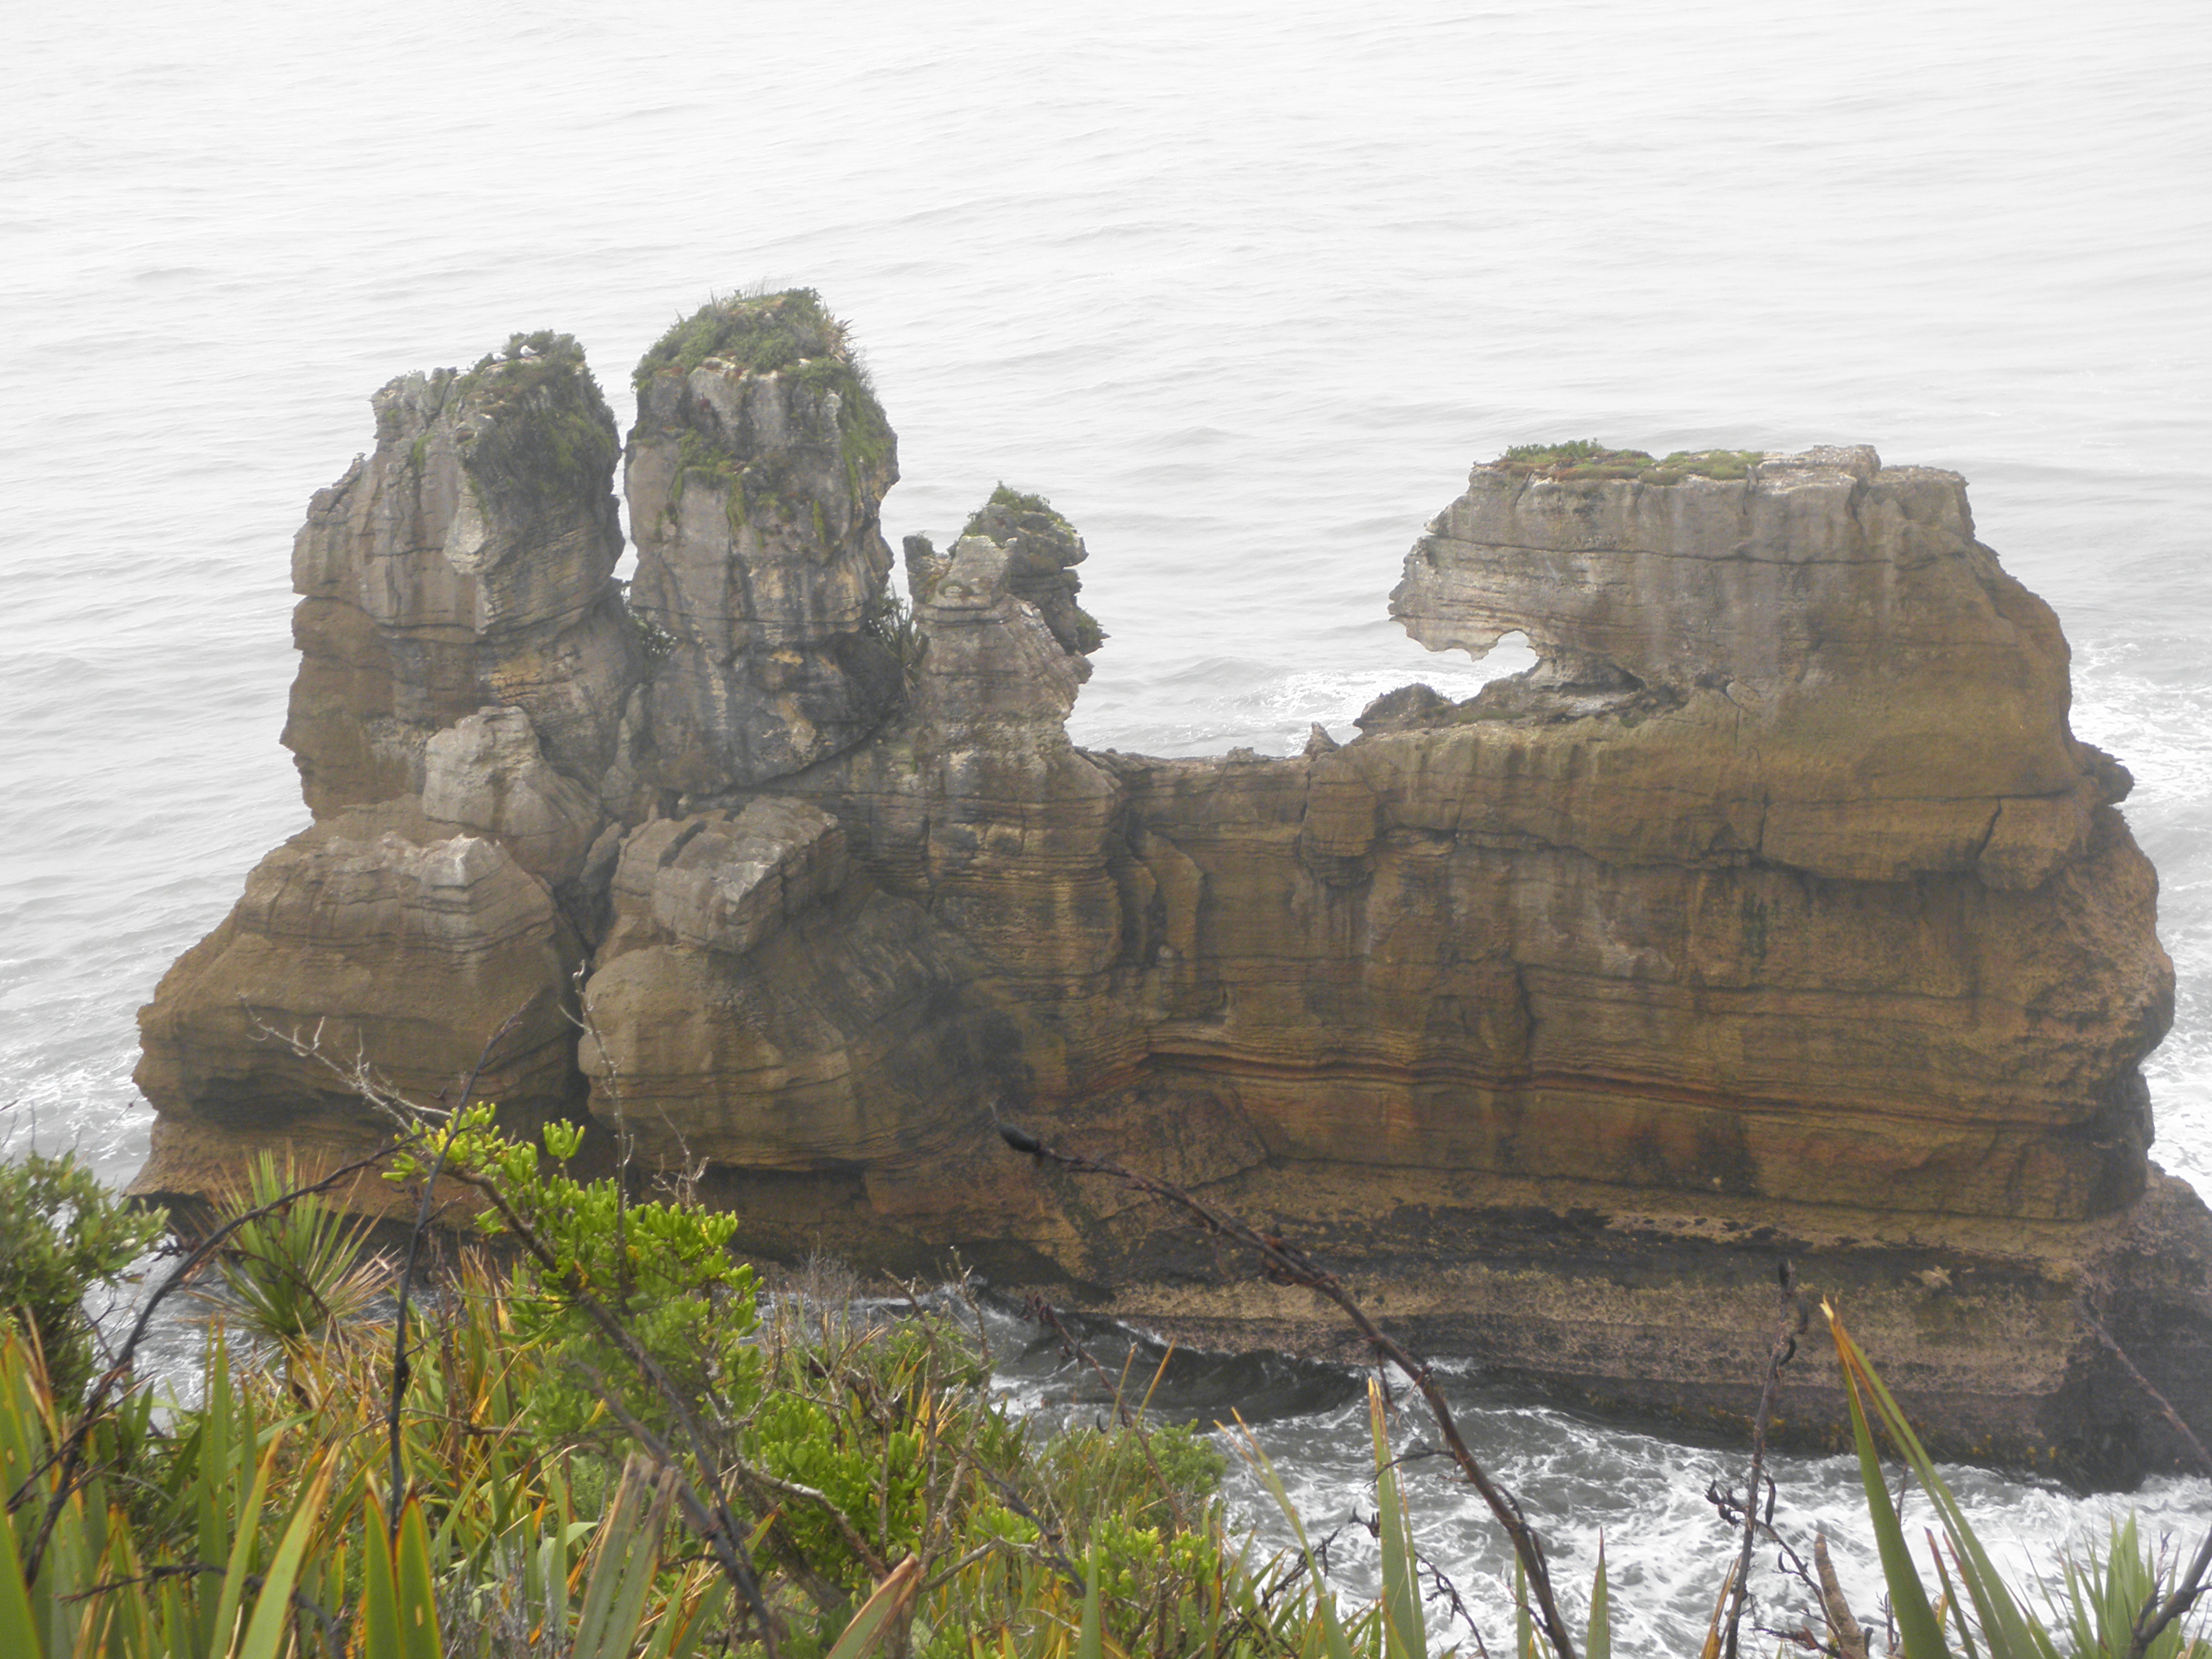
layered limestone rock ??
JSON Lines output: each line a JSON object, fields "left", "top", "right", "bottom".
{"left": 134, "top": 806, "right": 585, "bottom": 1197}
{"left": 1389, "top": 444, "right": 2106, "bottom": 888}
{"left": 598, "top": 799, "right": 850, "bottom": 960}
{"left": 421, "top": 707, "right": 605, "bottom": 887}
{"left": 132, "top": 306, "right": 2207, "bottom": 1485}
{"left": 137, "top": 332, "right": 636, "bottom": 1196}
{"left": 577, "top": 798, "right": 1027, "bottom": 1187}
{"left": 1326, "top": 445, "right": 2167, "bottom": 1216}
{"left": 626, "top": 291, "right": 901, "bottom": 794}
{"left": 869, "top": 513, "right": 1122, "bottom": 997}
{"left": 570, "top": 494, "right": 1134, "bottom": 1170}
{"left": 1002, "top": 447, "right": 2186, "bottom": 1481}
{"left": 949, "top": 484, "right": 1106, "bottom": 661}
{"left": 283, "top": 333, "right": 638, "bottom": 815}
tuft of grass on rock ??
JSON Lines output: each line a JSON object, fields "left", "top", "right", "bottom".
{"left": 961, "top": 483, "right": 1072, "bottom": 541}
{"left": 1495, "top": 440, "right": 1768, "bottom": 483}
{"left": 634, "top": 287, "right": 862, "bottom": 389}
{"left": 637, "top": 289, "right": 896, "bottom": 510}
{"left": 449, "top": 329, "right": 620, "bottom": 487}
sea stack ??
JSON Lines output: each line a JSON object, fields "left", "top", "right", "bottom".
{"left": 134, "top": 312, "right": 2207, "bottom": 1486}
{"left": 624, "top": 290, "right": 903, "bottom": 796}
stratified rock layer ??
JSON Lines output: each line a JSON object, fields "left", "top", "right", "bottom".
{"left": 283, "top": 334, "right": 638, "bottom": 814}
{"left": 135, "top": 805, "right": 585, "bottom": 1193}
{"left": 626, "top": 292, "right": 901, "bottom": 794}
{"left": 1391, "top": 445, "right": 2106, "bottom": 888}
{"left": 134, "top": 312, "right": 2204, "bottom": 1488}
{"left": 137, "top": 333, "right": 634, "bottom": 1196}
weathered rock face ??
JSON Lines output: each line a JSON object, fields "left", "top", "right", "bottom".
{"left": 625, "top": 291, "right": 901, "bottom": 794}
{"left": 1391, "top": 445, "right": 2106, "bottom": 889}
{"left": 134, "top": 804, "right": 586, "bottom": 1197}
{"left": 137, "top": 333, "right": 635, "bottom": 1197}
{"left": 421, "top": 707, "right": 605, "bottom": 887}
{"left": 133, "top": 308, "right": 2206, "bottom": 1485}
{"left": 947, "top": 485, "right": 1106, "bottom": 663}
{"left": 282, "top": 334, "right": 638, "bottom": 815}
{"left": 860, "top": 521, "right": 1124, "bottom": 1002}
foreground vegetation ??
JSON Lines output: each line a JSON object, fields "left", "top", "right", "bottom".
{"left": 2, "top": 1122, "right": 2206, "bottom": 1658}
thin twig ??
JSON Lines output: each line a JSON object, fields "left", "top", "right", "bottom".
{"left": 1722, "top": 1259, "right": 1806, "bottom": 1659}
{"left": 995, "top": 1119, "right": 1581, "bottom": 1659}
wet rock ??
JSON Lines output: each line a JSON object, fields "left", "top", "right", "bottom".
{"left": 1353, "top": 682, "right": 1457, "bottom": 733}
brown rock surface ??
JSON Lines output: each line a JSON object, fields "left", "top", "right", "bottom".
{"left": 576, "top": 797, "right": 1028, "bottom": 1186}
{"left": 133, "top": 803, "right": 585, "bottom": 1206}
{"left": 137, "top": 331, "right": 636, "bottom": 1200}
{"left": 596, "top": 798, "right": 850, "bottom": 963}
{"left": 132, "top": 326, "right": 2205, "bottom": 1486}
{"left": 421, "top": 706, "right": 605, "bottom": 886}
{"left": 1390, "top": 445, "right": 2102, "bottom": 887}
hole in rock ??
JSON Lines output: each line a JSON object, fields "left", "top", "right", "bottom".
{"left": 1482, "top": 629, "right": 1540, "bottom": 681}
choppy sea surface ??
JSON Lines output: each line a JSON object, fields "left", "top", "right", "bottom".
{"left": 4, "top": 1, "right": 2208, "bottom": 1648}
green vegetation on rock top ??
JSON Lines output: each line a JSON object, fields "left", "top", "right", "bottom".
{"left": 1641, "top": 447, "right": 1765, "bottom": 483}
{"left": 447, "top": 329, "right": 619, "bottom": 487}
{"left": 960, "top": 483, "right": 1104, "bottom": 653}
{"left": 961, "top": 482, "right": 1075, "bottom": 542}
{"left": 456, "top": 330, "right": 604, "bottom": 411}
{"left": 643, "top": 289, "right": 896, "bottom": 511}
{"left": 634, "top": 288, "right": 866, "bottom": 389}
{"left": 1495, "top": 441, "right": 1767, "bottom": 483}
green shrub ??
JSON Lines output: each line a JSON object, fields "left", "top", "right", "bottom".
{"left": 0, "top": 1147, "right": 165, "bottom": 1398}
{"left": 5, "top": 1132, "right": 2204, "bottom": 1659}
{"left": 387, "top": 1107, "right": 761, "bottom": 1445}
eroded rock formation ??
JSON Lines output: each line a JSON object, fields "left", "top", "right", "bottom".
{"left": 134, "top": 305, "right": 2204, "bottom": 1486}
{"left": 134, "top": 804, "right": 586, "bottom": 1189}
{"left": 283, "top": 334, "right": 638, "bottom": 814}
{"left": 137, "top": 333, "right": 632, "bottom": 1188}
{"left": 625, "top": 292, "right": 901, "bottom": 794}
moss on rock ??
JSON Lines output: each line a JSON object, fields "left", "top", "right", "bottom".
{"left": 1495, "top": 441, "right": 1768, "bottom": 484}
{"left": 637, "top": 290, "right": 894, "bottom": 502}
{"left": 452, "top": 331, "right": 620, "bottom": 498}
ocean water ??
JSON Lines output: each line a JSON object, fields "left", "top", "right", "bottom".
{"left": 4, "top": 0, "right": 2208, "bottom": 1647}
